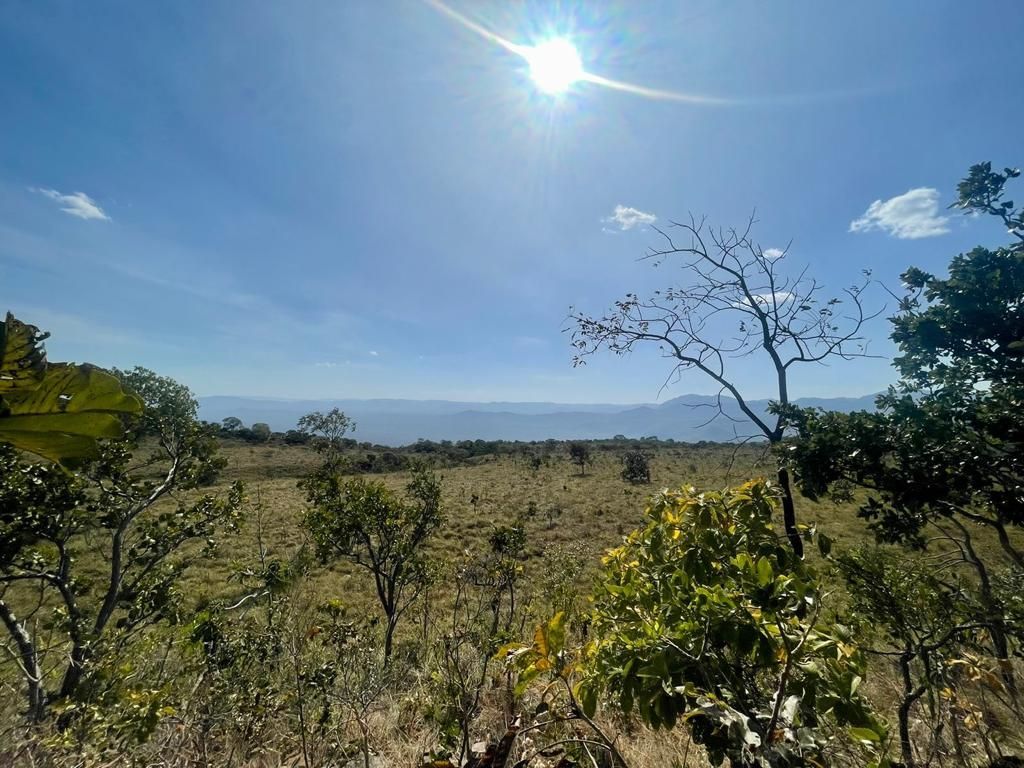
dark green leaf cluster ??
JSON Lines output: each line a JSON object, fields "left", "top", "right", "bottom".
{"left": 620, "top": 449, "right": 651, "bottom": 484}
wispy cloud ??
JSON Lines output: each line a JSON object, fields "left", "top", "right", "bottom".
{"left": 849, "top": 187, "right": 949, "bottom": 239}
{"left": 513, "top": 335, "right": 547, "bottom": 349}
{"left": 735, "top": 291, "right": 795, "bottom": 309}
{"left": 763, "top": 247, "right": 785, "bottom": 260}
{"left": 314, "top": 361, "right": 339, "bottom": 368}
{"left": 34, "top": 187, "right": 110, "bottom": 221}
{"left": 603, "top": 204, "right": 656, "bottom": 232}
{"left": 369, "top": 350, "right": 379, "bottom": 357}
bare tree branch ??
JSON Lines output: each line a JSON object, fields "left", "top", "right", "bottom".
{"left": 569, "top": 214, "right": 882, "bottom": 557}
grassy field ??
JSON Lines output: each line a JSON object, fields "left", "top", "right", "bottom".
{"left": 181, "top": 438, "right": 875, "bottom": 619}
{"left": 5, "top": 436, "right": 1022, "bottom": 766}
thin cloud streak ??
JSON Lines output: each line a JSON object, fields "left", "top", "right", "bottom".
{"left": 34, "top": 188, "right": 110, "bottom": 221}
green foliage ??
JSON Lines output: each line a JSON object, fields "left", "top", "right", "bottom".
{"left": 425, "top": 527, "right": 529, "bottom": 763}
{"left": 503, "top": 612, "right": 571, "bottom": 698}
{"left": 568, "top": 441, "right": 591, "bottom": 475}
{"left": 0, "top": 311, "right": 48, "bottom": 392}
{"left": 785, "top": 162, "right": 1024, "bottom": 566}
{"left": 833, "top": 546, "right": 1018, "bottom": 766}
{"left": 114, "top": 365, "right": 196, "bottom": 437}
{"left": 297, "top": 407, "right": 354, "bottom": 464}
{"left": 304, "top": 465, "right": 443, "bottom": 657}
{"left": 221, "top": 415, "right": 243, "bottom": 432}
{"left": 0, "top": 365, "right": 243, "bottom": 724}
{"left": 892, "top": 163, "right": 1023, "bottom": 390}
{"left": 621, "top": 449, "right": 651, "bottom": 484}
{"left": 581, "top": 480, "right": 885, "bottom": 767}
{"left": 0, "top": 313, "right": 142, "bottom": 463}
{"left": 781, "top": 162, "right": 1024, "bottom": 766}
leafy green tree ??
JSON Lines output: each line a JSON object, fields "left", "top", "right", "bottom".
{"left": 570, "top": 218, "right": 877, "bottom": 558}
{"left": 297, "top": 407, "right": 355, "bottom": 465}
{"left": 567, "top": 441, "right": 590, "bottom": 476}
{"left": 221, "top": 416, "right": 243, "bottom": 433}
{"left": 251, "top": 422, "right": 272, "bottom": 442}
{"left": 581, "top": 481, "right": 885, "bottom": 768}
{"left": 784, "top": 162, "right": 1024, "bottom": 677}
{"left": 0, "top": 366, "right": 243, "bottom": 722}
{"left": 304, "top": 466, "right": 442, "bottom": 659}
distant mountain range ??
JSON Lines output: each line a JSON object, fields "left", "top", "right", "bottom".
{"left": 198, "top": 394, "right": 878, "bottom": 447}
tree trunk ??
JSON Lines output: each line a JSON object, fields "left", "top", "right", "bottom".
{"left": 955, "top": 520, "right": 1016, "bottom": 694}
{"left": 384, "top": 614, "right": 398, "bottom": 660}
{"left": 776, "top": 467, "right": 804, "bottom": 559}
{"left": 992, "top": 518, "right": 1024, "bottom": 570}
{"left": 897, "top": 651, "right": 927, "bottom": 768}
{"left": 0, "top": 598, "right": 46, "bottom": 721}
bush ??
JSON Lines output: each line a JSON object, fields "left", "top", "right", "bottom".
{"left": 283, "top": 429, "right": 311, "bottom": 445}
{"left": 620, "top": 450, "right": 651, "bottom": 484}
{"left": 581, "top": 480, "right": 885, "bottom": 767}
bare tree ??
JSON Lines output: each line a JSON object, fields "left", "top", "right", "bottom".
{"left": 569, "top": 214, "right": 878, "bottom": 557}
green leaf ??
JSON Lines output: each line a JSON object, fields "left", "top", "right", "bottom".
{"left": 0, "top": 312, "right": 48, "bottom": 394}
{"left": 848, "top": 726, "right": 881, "bottom": 743}
{"left": 0, "top": 363, "right": 143, "bottom": 463}
{"left": 817, "top": 533, "right": 833, "bottom": 557}
{"left": 546, "top": 611, "right": 567, "bottom": 656}
{"left": 756, "top": 556, "right": 773, "bottom": 586}
{"left": 576, "top": 681, "right": 598, "bottom": 718}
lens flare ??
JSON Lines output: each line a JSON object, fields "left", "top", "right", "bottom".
{"left": 522, "top": 39, "right": 584, "bottom": 94}
{"left": 424, "top": 0, "right": 731, "bottom": 105}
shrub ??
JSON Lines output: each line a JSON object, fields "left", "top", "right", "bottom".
{"left": 581, "top": 480, "right": 885, "bottom": 767}
{"left": 620, "top": 449, "right": 651, "bottom": 484}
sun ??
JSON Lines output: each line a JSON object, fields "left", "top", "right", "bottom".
{"left": 522, "top": 38, "right": 584, "bottom": 94}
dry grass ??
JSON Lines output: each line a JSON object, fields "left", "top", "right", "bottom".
{"left": 181, "top": 439, "right": 873, "bottom": 611}
{"left": 4, "top": 439, "right": 1021, "bottom": 767}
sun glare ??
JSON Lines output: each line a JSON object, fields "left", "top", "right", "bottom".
{"left": 522, "top": 38, "right": 584, "bottom": 94}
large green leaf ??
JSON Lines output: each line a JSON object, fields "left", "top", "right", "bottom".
{"left": 0, "top": 312, "right": 48, "bottom": 394}
{"left": 0, "top": 363, "right": 143, "bottom": 463}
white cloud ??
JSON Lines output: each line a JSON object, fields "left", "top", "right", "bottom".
{"left": 369, "top": 350, "right": 379, "bottom": 357}
{"left": 849, "top": 187, "right": 949, "bottom": 239}
{"left": 34, "top": 188, "right": 111, "bottom": 221}
{"left": 735, "top": 291, "right": 794, "bottom": 310}
{"left": 603, "top": 204, "right": 656, "bottom": 232}
{"left": 314, "top": 362, "right": 338, "bottom": 368}
{"left": 763, "top": 247, "right": 785, "bottom": 260}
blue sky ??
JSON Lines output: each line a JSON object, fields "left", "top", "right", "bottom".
{"left": 2, "top": 1, "right": 1021, "bottom": 403}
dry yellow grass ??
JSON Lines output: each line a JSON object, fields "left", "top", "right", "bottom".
{"left": 180, "top": 439, "right": 872, "bottom": 614}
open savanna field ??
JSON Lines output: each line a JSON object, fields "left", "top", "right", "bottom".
{"left": 195, "top": 435, "right": 1019, "bottom": 595}
{"left": 182, "top": 438, "right": 868, "bottom": 614}
{"left": 4, "top": 434, "right": 1021, "bottom": 767}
